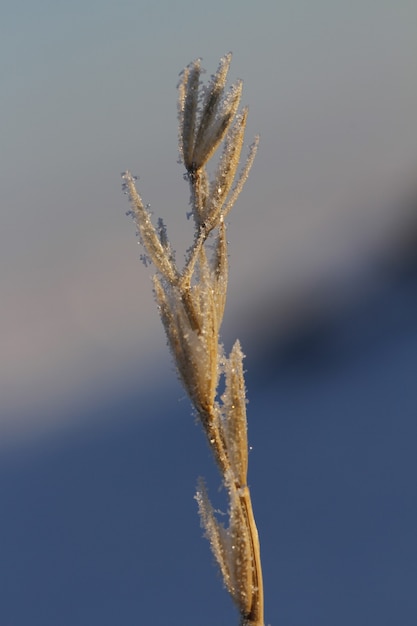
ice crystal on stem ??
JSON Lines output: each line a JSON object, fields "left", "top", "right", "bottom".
{"left": 123, "top": 54, "right": 263, "bottom": 626}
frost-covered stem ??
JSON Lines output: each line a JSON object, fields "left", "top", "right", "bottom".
{"left": 124, "top": 54, "right": 264, "bottom": 626}
{"left": 237, "top": 486, "right": 264, "bottom": 626}
{"left": 200, "top": 407, "right": 262, "bottom": 620}
{"left": 179, "top": 222, "right": 212, "bottom": 292}
{"left": 202, "top": 411, "right": 264, "bottom": 626}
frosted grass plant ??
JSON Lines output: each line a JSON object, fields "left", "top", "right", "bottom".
{"left": 122, "top": 54, "right": 263, "bottom": 626}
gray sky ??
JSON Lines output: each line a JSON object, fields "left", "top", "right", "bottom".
{"left": 2, "top": 0, "right": 417, "bottom": 444}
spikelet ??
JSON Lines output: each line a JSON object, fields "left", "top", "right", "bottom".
{"left": 195, "top": 479, "right": 234, "bottom": 595}
{"left": 221, "top": 341, "right": 248, "bottom": 486}
{"left": 122, "top": 171, "right": 178, "bottom": 283}
{"left": 178, "top": 59, "right": 201, "bottom": 170}
{"left": 223, "top": 136, "right": 259, "bottom": 220}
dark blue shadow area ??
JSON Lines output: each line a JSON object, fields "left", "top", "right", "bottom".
{"left": 245, "top": 263, "right": 417, "bottom": 626}
{"left": 1, "top": 265, "right": 417, "bottom": 626}
{"left": 0, "top": 388, "right": 236, "bottom": 626}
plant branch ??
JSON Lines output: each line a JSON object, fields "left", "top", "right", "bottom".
{"left": 124, "top": 53, "right": 264, "bottom": 626}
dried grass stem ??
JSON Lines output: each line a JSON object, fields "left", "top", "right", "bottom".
{"left": 123, "top": 54, "right": 264, "bottom": 626}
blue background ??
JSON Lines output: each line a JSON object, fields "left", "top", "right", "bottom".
{"left": 1, "top": 1, "right": 417, "bottom": 624}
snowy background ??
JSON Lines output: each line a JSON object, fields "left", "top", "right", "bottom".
{"left": 1, "top": 1, "right": 417, "bottom": 624}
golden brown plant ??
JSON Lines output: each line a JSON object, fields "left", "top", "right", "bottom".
{"left": 122, "top": 53, "right": 263, "bottom": 626}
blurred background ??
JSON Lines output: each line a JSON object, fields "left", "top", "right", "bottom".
{"left": 1, "top": 1, "right": 417, "bottom": 624}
